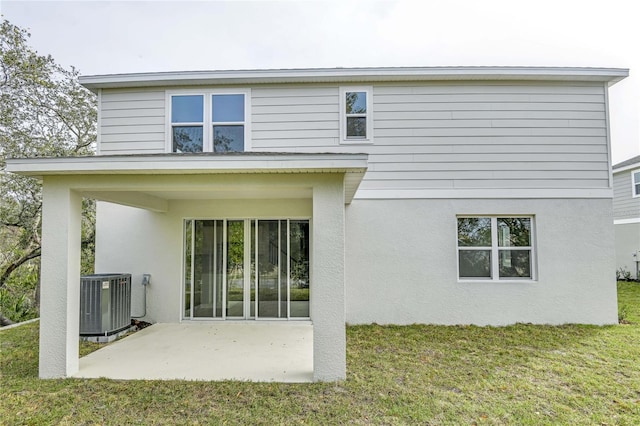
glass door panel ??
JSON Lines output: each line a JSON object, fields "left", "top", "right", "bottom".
{"left": 193, "top": 220, "right": 215, "bottom": 317}
{"left": 290, "top": 220, "right": 310, "bottom": 317}
{"left": 257, "top": 220, "right": 280, "bottom": 318}
{"left": 183, "top": 220, "right": 193, "bottom": 318}
{"left": 226, "top": 220, "right": 245, "bottom": 317}
{"left": 214, "top": 220, "right": 223, "bottom": 317}
{"left": 184, "top": 218, "right": 310, "bottom": 320}
{"left": 250, "top": 220, "right": 256, "bottom": 317}
{"left": 280, "top": 220, "right": 289, "bottom": 318}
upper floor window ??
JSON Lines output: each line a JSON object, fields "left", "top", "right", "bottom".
{"left": 212, "top": 94, "right": 245, "bottom": 152}
{"left": 168, "top": 89, "right": 250, "bottom": 153}
{"left": 171, "top": 95, "right": 204, "bottom": 153}
{"left": 457, "top": 216, "right": 535, "bottom": 281}
{"left": 340, "top": 86, "right": 373, "bottom": 143}
{"left": 633, "top": 169, "right": 640, "bottom": 197}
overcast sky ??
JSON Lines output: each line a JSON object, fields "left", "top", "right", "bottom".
{"left": 2, "top": 0, "right": 639, "bottom": 163}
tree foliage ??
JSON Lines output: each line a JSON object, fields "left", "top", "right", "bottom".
{"left": 0, "top": 19, "right": 97, "bottom": 325}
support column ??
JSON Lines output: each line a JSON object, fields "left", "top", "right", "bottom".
{"left": 311, "top": 174, "right": 346, "bottom": 381}
{"left": 39, "top": 177, "right": 82, "bottom": 378}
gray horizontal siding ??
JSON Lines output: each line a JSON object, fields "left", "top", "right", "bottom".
{"left": 253, "top": 138, "right": 607, "bottom": 151}
{"left": 369, "top": 83, "right": 609, "bottom": 191}
{"left": 375, "top": 102, "right": 605, "bottom": 112}
{"left": 359, "top": 178, "right": 607, "bottom": 190}
{"left": 613, "top": 171, "right": 640, "bottom": 219}
{"left": 99, "top": 89, "right": 165, "bottom": 154}
{"left": 363, "top": 170, "right": 609, "bottom": 181}
{"left": 251, "top": 87, "right": 340, "bottom": 148}
{"left": 372, "top": 83, "right": 606, "bottom": 95}
{"left": 97, "top": 81, "right": 611, "bottom": 192}
{"left": 251, "top": 82, "right": 609, "bottom": 191}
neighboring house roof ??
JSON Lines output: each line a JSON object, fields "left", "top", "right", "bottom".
{"left": 613, "top": 155, "right": 640, "bottom": 173}
{"left": 79, "top": 66, "right": 629, "bottom": 91}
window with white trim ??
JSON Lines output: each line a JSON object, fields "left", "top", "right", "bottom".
{"left": 457, "top": 216, "right": 534, "bottom": 281}
{"left": 171, "top": 95, "right": 204, "bottom": 153}
{"left": 340, "top": 86, "right": 373, "bottom": 143}
{"left": 168, "top": 90, "right": 250, "bottom": 153}
{"left": 633, "top": 169, "right": 640, "bottom": 197}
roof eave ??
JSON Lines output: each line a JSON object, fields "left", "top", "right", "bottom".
{"left": 79, "top": 66, "right": 629, "bottom": 92}
{"left": 613, "top": 163, "right": 640, "bottom": 174}
{"left": 612, "top": 155, "right": 640, "bottom": 173}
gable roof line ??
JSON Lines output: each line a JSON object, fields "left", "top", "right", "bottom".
{"left": 79, "top": 66, "right": 628, "bottom": 91}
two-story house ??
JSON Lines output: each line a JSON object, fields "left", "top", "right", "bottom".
{"left": 7, "top": 66, "right": 627, "bottom": 381}
{"left": 613, "top": 155, "right": 640, "bottom": 279}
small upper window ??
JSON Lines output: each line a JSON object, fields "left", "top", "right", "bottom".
{"left": 171, "top": 95, "right": 204, "bottom": 153}
{"left": 633, "top": 170, "right": 640, "bottom": 197}
{"left": 346, "top": 92, "right": 367, "bottom": 138}
{"left": 457, "top": 216, "right": 534, "bottom": 281}
{"left": 340, "top": 86, "right": 373, "bottom": 143}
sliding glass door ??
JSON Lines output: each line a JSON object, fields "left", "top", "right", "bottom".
{"left": 183, "top": 219, "right": 309, "bottom": 320}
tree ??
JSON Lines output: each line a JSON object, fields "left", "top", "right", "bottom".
{"left": 0, "top": 19, "right": 97, "bottom": 325}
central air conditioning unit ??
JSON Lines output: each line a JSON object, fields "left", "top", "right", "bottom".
{"left": 80, "top": 273, "right": 132, "bottom": 342}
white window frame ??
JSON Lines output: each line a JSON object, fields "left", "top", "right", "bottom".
{"left": 168, "top": 93, "right": 205, "bottom": 153}
{"left": 166, "top": 88, "right": 251, "bottom": 153}
{"left": 456, "top": 216, "right": 536, "bottom": 282}
{"left": 339, "top": 86, "right": 373, "bottom": 144}
{"left": 632, "top": 168, "right": 640, "bottom": 198}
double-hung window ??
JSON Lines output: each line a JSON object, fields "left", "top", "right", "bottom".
{"left": 171, "top": 95, "right": 204, "bottom": 153}
{"left": 340, "top": 86, "right": 373, "bottom": 143}
{"left": 212, "top": 94, "right": 245, "bottom": 152}
{"left": 168, "top": 90, "right": 250, "bottom": 153}
{"left": 633, "top": 169, "right": 640, "bottom": 197}
{"left": 457, "top": 216, "right": 534, "bottom": 281}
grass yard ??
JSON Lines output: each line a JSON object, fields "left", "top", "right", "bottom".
{"left": 1, "top": 283, "right": 639, "bottom": 425}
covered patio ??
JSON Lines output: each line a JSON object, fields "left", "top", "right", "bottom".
{"left": 6, "top": 152, "right": 368, "bottom": 382}
{"left": 75, "top": 322, "right": 313, "bottom": 382}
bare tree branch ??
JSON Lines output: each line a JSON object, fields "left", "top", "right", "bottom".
{"left": 0, "top": 247, "right": 41, "bottom": 289}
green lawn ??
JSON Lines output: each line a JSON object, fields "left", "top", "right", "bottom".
{"left": 1, "top": 283, "right": 639, "bottom": 425}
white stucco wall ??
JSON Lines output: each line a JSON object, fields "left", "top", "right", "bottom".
{"left": 614, "top": 222, "right": 640, "bottom": 280}
{"left": 98, "top": 196, "right": 617, "bottom": 328}
{"left": 310, "top": 176, "right": 346, "bottom": 380}
{"left": 345, "top": 198, "right": 617, "bottom": 325}
{"left": 96, "top": 198, "right": 313, "bottom": 324}
{"left": 39, "top": 178, "right": 82, "bottom": 378}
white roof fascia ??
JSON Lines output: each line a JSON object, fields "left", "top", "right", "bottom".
{"left": 613, "top": 163, "right": 640, "bottom": 174}
{"left": 6, "top": 154, "right": 368, "bottom": 204}
{"left": 6, "top": 154, "right": 368, "bottom": 176}
{"left": 79, "top": 66, "right": 629, "bottom": 92}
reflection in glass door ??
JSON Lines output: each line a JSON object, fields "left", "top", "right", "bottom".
{"left": 183, "top": 219, "right": 309, "bottom": 320}
{"left": 289, "top": 220, "right": 310, "bottom": 318}
{"left": 256, "top": 220, "right": 287, "bottom": 318}
{"left": 183, "top": 220, "right": 224, "bottom": 318}
{"left": 226, "top": 220, "right": 245, "bottom": 317}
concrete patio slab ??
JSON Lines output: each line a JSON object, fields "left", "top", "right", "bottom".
{"left": 74, "top": 322, "right": 313, "bottom": 382}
